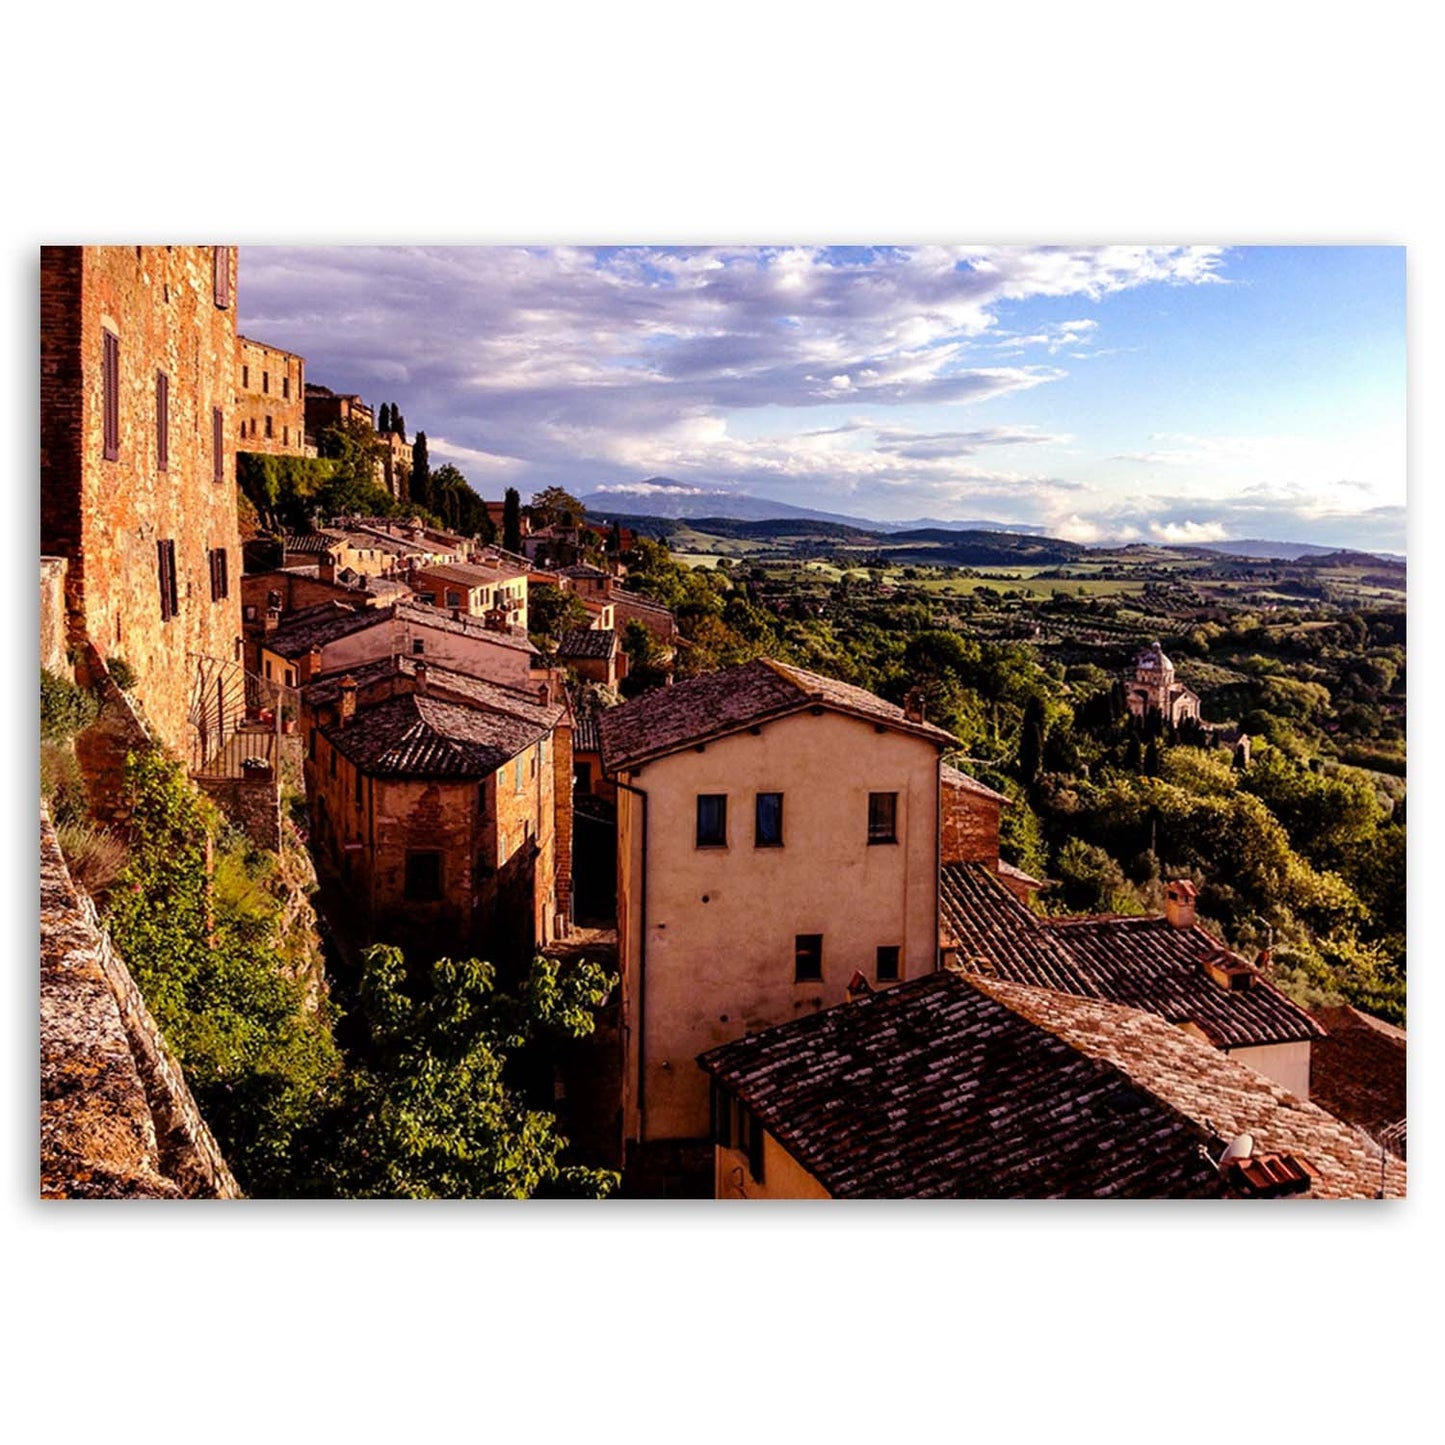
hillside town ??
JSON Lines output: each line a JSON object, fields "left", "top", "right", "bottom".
{"left": 39, "top": 246, "right": 1405, "bottom": 1201}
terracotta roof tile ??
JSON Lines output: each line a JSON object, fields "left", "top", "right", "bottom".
{"left": 1306, "top": 1005, "right": 1407, "bottom": 1152}
{"left": 939, "top": 862, "right": 1323, "bottom": 1049}
{"left": 322, "top": 693, "right": 548, "bottom": 778}
{"left": 599, "top": 657, "right": 956, "bottom": 772}
{"left": 558, "top": 627, "right": 617, "bottom": 660}
{"left": 699, "top": 973, "right": 1404, "bottom": 1199}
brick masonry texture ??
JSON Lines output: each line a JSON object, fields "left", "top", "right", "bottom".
{"left": 41, "top": 246, "right": 243, "bottom": 757}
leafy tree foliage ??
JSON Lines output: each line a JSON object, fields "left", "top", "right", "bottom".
{"left": 307, "top": 946, "right": 617, "bottom": 1199}
{"left": 529, "top": 485, "right": 584, "bottom": 531}
{"left": 528, "top": 582, "right": 589, "bottom": 642}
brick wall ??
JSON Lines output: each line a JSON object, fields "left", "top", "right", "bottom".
{"left": 941, "top": 779, "right": 1000, "bottom": 867}
{"left": 41, "top": 246, "right": 243, "bottom": 756}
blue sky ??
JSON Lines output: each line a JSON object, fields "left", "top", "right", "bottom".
{"left": 239, "top": 245, "right": 1405, "bottom": 550}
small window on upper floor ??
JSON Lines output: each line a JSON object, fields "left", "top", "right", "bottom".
{"left": 867, "top": 791, "right": 898, "bottom": 844}
{"left": 156, "top": 371, "right": 169, "bottom": 472}
{"left": 263, "top": 371, "right": 270, "bottom": 395}
{"left": 876, "top": 945, "right": 901, "bottom": 982}
{"left": 412, "top": 638, "right": 425, "bottom": 654}
{"left": 265, "top": 414, "right": 274, "bottom": 439}
{"left": 755, "top": 792, "right": 783, "bottom": 847}
{"left": 795, "top": 933, "right": 823, "bottom": 983}
{"left": 405, "top": 850, "right": 442, "bottom": 902}
{"left": 102, "top": 330, "right": 120, "bottom": 461}
{"left": 242, "top": 364, "right": 249, "bottom": 389}
{"left": 696, "top": 794, "right": 727, "bottom": 847}
{"left": 282, "top": 375, "right": 290, "bottom": 399}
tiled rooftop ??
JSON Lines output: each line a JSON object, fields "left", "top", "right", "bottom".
{"left": 282, "top": 531, "right": 345, "bottom": 554}
{"left": 599, "top": 657, "right": 957, "bottom": 771}
{"left": 414, "top": 560, "right": 528, "bottom": 586}
{"left": 264, "top": 602, "right": 385, "bottom": 659}
{"left": 1306, "top": 1005, "right": 1406, "bottom": 1152}
{"left": 394, "top": 602, "right": 539, "bottom": 653}
{"left": 941, "top": 762, "right": 1009, "bottom": 804}
{"left": 558, "top": 627, "right": 617, "bottom": 660}
{"left": 939, "top": 861, "right": 1324, "bottom": 1049}
{"left": 698, "top": 972, "right": 1404, "bottom": 1199}
{"left": 322, "top": 692, "right": 549, "bottom": 778}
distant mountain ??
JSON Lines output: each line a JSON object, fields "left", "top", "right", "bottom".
{"left": 1192, "top": 539, "right": 1405, "bottom": 564}
{"left": 578, "top": 478, "right": 1044, "bottom": 534}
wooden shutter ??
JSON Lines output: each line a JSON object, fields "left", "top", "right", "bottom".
{"left": 213, "top": 407, "right": 224, "bottom": 482}
{"left": 218, "top": 547, "right": 228, "bottom": 600}
{"left": 214, "top": 246, "right": 231, "bottom": 308}
{"left": 102, "top": 330, "right": 120, "bottom": 460}
{"left": 158, "top": 540, "right": 178, "bottom": 621}
{"left": 156, "top": 371, "right": 168, "bottom": 472}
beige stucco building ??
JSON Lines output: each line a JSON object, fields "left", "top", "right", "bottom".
{"left": 599, "top": 659, "right": 960, "bottom": 1159}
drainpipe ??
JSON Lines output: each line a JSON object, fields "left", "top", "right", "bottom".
{"left": 609, "top": 771, "right": 649, "bottom": 1157}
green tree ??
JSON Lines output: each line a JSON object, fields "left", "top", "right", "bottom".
{"left": 528, "top": 582, "right": 589, "bottom": 642}
{"left": 311, "top": 945, "right": 617, "bottom": 1199}
{"left": 530, "top": 485, "right": 584, "bottom": 531}
{"left": 411, "top": 431, "right": 430, "bottom": 509}
{"left": 1017, "top": 693, "right": 1046, "bottom": 786}
{"left": 377, "top": 402, "right": 391, "bottom": 433}
{"left": 503, "top": 488, "right": 523, "bottom": 553}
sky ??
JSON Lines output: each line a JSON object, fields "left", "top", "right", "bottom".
{"left": 238, "top": 245, "right": 1406, "bottom": 552}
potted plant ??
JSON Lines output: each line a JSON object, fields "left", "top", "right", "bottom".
{"left": 241, "top": 756, "right": 272, "bottom": 777}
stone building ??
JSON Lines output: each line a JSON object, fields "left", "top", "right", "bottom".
{"left": 41, "top": 245, "right": 242, "bottom": 755}
{"left": 236, "top": 336, "right": 306, "bottom": 455}
{"left": 301, "top": 658, "right": 571, "bottom": 960}
{"left": 1125, "top": 641, "right": 1201, "bottom": 726}
{"left": 598, "top": 657, "right": 966, "bottom": 1165}
{"left": 409, "top": 559, "right": 529, "bottom": 630}
{"left": 376, "top": 429, "right": 413, "bottom": 501}
{"left": 303, "top": 382, "right": 372, "bottom": 449}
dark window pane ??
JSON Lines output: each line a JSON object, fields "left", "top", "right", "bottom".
{"left": 213, "top": 407, "right": 224, "bottom": 482}
{"left": 755, "top": 792, "right": 783, "bottom": 847}
{"left": 696, "top": 794, "right": 727, "bottom": 847}
{"left": 405, "top": 850, "right": 442, "bottom": 901}
{"left": 868, "top": 791, "right": 898, "bottom": 843}
{"left": 876, "top": 945, "right": 901, "bottom": 981}
{"left": 156, "top": 371, "right": 168, "bottom": 472}
{"left": 795, "top": 933, "right": 822, "bottom": 982}
{"left": 711, "top": 1084, "right": 733, "bottom": 1149}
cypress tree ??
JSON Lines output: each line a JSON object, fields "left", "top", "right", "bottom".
{"left": 378, "top": 402, "right": 391, "bottom": 433}
{"left": 1017, "top": 694, "right": 1046, "bottom": 786}
{"left": 503, "top": 488, "right": 522, "bottom": 553}
{"left": 393, "top": 412, "right": 406, "bottom": 443}
{"left": 411, "top": 432, "right": 430, "bottom": 509}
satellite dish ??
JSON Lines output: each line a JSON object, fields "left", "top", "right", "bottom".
{"left": 1219, "top": 1133, "right": 1254, "bottom": 1165}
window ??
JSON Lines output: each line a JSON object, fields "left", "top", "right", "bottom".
{"left": 208, "top": 547, "right": 229, "bottom": 602}
{"left": 212, "top": 407, "right": 224, "bottom": 482}
{"left": 514, "top": 757, "right": 523, "bottom": 794}
{"left": 446, "top": 590, "right": 462, "bottom": 608}
{"left": 574, "top": 761, "right": 592, "bottom": 794}
{"left": 795, "top": 933, "right": 823, "bottom": 982}
{"left": 404, "top": 850, "right": 442, "bottom": 901}
{"left": 876, "top": 945, "right": 901, "bottom": 982}
{"left": 102, "top": 330, "right": 120, "bottom": 460}
{"left": 282, "top": 375, "right": 290, "bottom": 400}
{"left": 213, "top": 246, "right": 231, "bottom": 308}
{"left": 710, "top": 1083, "right": 733, "bottom": 1149}
{"left": 264, "top": 414, "right": 273, "bottom": 439}
{"left": 412, "top": 638, "right": 425, "bottom": 655}
{"left": 242, "top": 365, "right": 249, "bottom": 388}
{"left": 755, "top": 792, "right": 783, "bottom": 847}
{"left": 156, "top": 371, "right": 169, "bottom": 472}
{"left": 262, "top": 371, "right": 270, "bottom": 395}
{"left": 283, "top": 426, "right": 288, "bottom": 446}
{"left": 867, "top": 791, "right": 898, "bottom": 844}
{"left": 157, "top": 539, "right": 179, "bottom": 621}
{"left": 696, "top": 794, "right": 727, "bottom": 847}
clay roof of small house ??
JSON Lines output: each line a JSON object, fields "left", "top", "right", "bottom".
{"left": 599, "top": 657, "right": 957, "bottom": 772}
{"left": 263, "top": 602, "right": 387, "bottom": 659}
{"left": 561, "top": 563, "right": 608, "bottom": 579}
{"left": 699, "top": 972, "right": 1403, "bottom": 1199}
{"left": 412, "top": 562, "right": 521, "bottom": 589}
{"left": 610, "top": 587, "right": 676, "bottom": 621}
{"left": 304, "top": 654, "right": 564, "bottom": 729}
{"left": 394, "top": 602, "right": 539, "bottom": 654}
{"left": 571, "top": 713, "right": 603, "bottom": 753}
{"left": 941, "top": 762, "right": 1009, "bottom": 804}
{"left": 1305, "top": 1005, "right": 1406, "bottom": 1151}
{"left": 322, "top": 692, "right": 549, "bottom": 778}
{"left": 938, "top": 861, "right": 1323, "bottom": 1049}
{"left": 558, "top": 627, "right": 617, "bottom": 661}
{"left": 283, "top": 531, "right": 346, "bottom": 555}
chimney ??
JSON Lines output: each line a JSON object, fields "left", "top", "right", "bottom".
{"left": 845, "top": 970, "right": 873, "bottom": 1002}
{"left": 414, "top": 661, "right": 429, "bottom": 696}
{"left": 1164, "top": 879, "right": 1198, "bottom": 930}
{"left": 484, "top": 607, "right": 507, "bottom": 632}
{"left": 903, "top": 687, "right": 925, "bottom": 724}
{"left": 338, "top": 675, "right": 357, "bottom": 727}
{"left": 264, "top": 606, "right": 281, "bottom": 634}
{"left": 537, "top": 681, "right": 551, "bottom": 707}
{"left": 302, "top": 646, "right": 323, "bottom": 683}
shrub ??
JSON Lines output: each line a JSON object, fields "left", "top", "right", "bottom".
{"left": 40, "top": 669, "right": 99, "bottom": 741}
{"left": 106, "top": 657, "right": 137, "bottom": 691}
{"left": 55, "top": 820, "right": 129, "bottom": 900}
{"left": 41, "top": 741, "right": 88, "bottom": 824}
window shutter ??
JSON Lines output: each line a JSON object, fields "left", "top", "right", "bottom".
{"left": 102, "top": 330, "right": 120, "bottom": 461}
{"left": 213, "top": 406, "right": 224, "bottom": 482}
{"left": 158, "top": 540, "right": 178, "bottom": 621}
{"left": 218, "top": 547, "right": 228, "bottom": 600}
{"left": 156, "top": 371, "right": 168, "bottom": 472}
{"left": 214, "top": 246, "right": 231, "bottom": 308}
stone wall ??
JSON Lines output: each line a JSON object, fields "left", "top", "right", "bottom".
{"left": 40, "top": 557, "right": 69, "bottom": 676}
{"left": 194, "top": 774, "right": 283, "bottom": 851}
{"left": 41, "top": 246, "right": 243, "bottom": 757}
{"left": 41, "top": 809, "right": 241, "bottom": 1199}
{"left": 941, "top": 779, "right": 1001, "bottom": 867}
{"left": 236, "top": 336, "right": 306, "bottom": 455}
{"left": 73, "top": 639, "right": 157, "bottom": 825}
